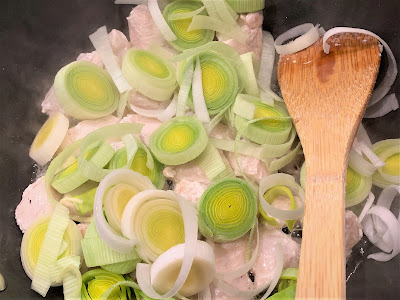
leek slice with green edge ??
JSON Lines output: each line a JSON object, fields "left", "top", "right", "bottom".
{"left": 300, "top": 162, "right": 372, "bottom": 208}
{"left": 171, "top": 41, "right": 249, "bottom": 93}
{"left": 56, "top": 264, "right": 82, "bottom": 300}
{"left": 278, "top": 268, "right": 298, "bottom": 292}
{"left": 109, "top": 145, "right": 165, "bottom": 189}
{"left": 163, "top": 1, "right": 215, "bottom": 51}
{"left": 149, "top": 116, "right": 208, "bottom": 165}
{"left": 186, "top": 51, "right": 239, "bottom": 115}
{"left": 197, "top": 178, "right": 257, "bottom": 242}
{"left": 240, "top": 52, "right": 260, "bottom": 96}
{"left": 371, "top": 139, "right": 400, "bottom": 188}
{"left": 268, "top": 284, "right": 297, "bottom": 300}
{"left": 21, "top": 216, "right": 82, "bottom": 281}
{"left": 104, "top": 183, "right": 140, "bottom": 235}
{"left": 29, "top": 112, "right": 69, "bottom": 166}
{"left": 259, "top": 185, "right": 298, "bottom": 231}
{"left": 122, "top": 49, "right": 177, "bottom": 101}
{"left": 51, "top": 141, "right": 114, "bottom": 194}
{"left": 69, "top": 187, "right": 97, "bottom": 216}
{"left": 81, "top": 269, "right": 132, "bottom": 300}
{"left": 81, "top": 222, "right": 141, "bottom": 272}
{"left": 77, "top": 123, "right": 143, "bottom": 183}
{"left": 121, "top": 190, "right": 186, "bottom": 262}
{"left": 233, "top": 95, "right": 292, "bottom": 145}
{"left": 224, "top": 0, "right": 265, "bottom": 13}
{"left": 31, "top": 204, "right": 70, "bottom": 296}
{"left": 54, "top": 61, "right": 119, "bottom": 120}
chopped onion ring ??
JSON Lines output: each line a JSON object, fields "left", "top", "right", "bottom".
{"left": 323, "top": 27, "right": 398, "bottom": 107}
{"left": 274, "top": 23, "right": 321, "bottom": 55}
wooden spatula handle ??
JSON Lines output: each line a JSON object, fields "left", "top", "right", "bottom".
{"left": 296, "top": 160, "right": 346, "bottom": 299}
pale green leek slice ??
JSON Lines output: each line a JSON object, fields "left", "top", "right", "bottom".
{"left": 21, "top": 216, "right": 82, "bottom": 281}
{"left": 0, "top": 273, "right": 5, "bottom": 292}
{"left": 371, "top": 139, "right": 400, "bottom": 187}
{"left": 163, "top": 1, "right": 215, "bottom": 51}
{"left": 186, "top": 51, "right": 239, "bottom": 115}
{"left": 300, "top": 162, "right": 372, "bottom": 208}
{"left": 104, "top": 183, "right": 140, "bottom": 235}
{"left": 70, "top": 187, "right": 97, "bottom": 216}
{"left": 77, "top": 123, "right": 143, "bottom": 182}
{"left": 197, "top": 178, "right": 257, "bottom": 242}
{"left": 240, "top": 52, "right": 260, "bottom": 97}
{"left": 56, "top": 264, "right": 82, "bottom": 300}
{"left": 31, "top": 204, "right": 70, "bottom": 296}
{"left": 170, "top": 41, "right": 249, "bottom": 93}
{"left": 54, "top": 61, "right": 119, "bottom": 120}
{"left": 259, "top": 185, "right": 298, "bottom": 231}
{"left": 29, "top": 112, "right": 69, "bottom": 165}
{"left": 224, "top": 0, "right": 265, "bottom": 13}
{"left": 51, "top": 141, "right": 114, "bottom": 194}
{"left": 233, "top": 96, "right": 292, "bottom": 145}
{"left": 121, "top": 190, "right": 186, "bottom": 262}
{"left": 108, "top": 144, "right": 165, "bottom": 189}
{"left": 81, "top": 222, "right": 140, "bottom": 271}
{"left": 122, "top": 49, "right": 177, "bottom": 101}
{"left": 81, "top": 269, "right": 132, "bottom": 300}
{"left": 149, "top": 116, "right": 208, "bottom": 165}
{"left": 192, "top": 142, "right": 226, "bottom": 181}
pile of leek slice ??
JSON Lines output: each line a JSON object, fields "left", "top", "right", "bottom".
{"left": 22, "top": 0, "right": 400, "bottom": 299}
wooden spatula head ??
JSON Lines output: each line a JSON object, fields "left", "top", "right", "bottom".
{"left": 278, "top": 34, "right": 380, "bottom": 299}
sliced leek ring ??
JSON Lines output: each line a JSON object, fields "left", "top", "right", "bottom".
{"left": 51, "top": 141, "right": 114, "bottom": 194}
{"left": 104, "top": 183, "right": 140, "bottom": 235}
{"left": 259, "top": 185, "right": 298, "bottom": 231}
{"left": 122, "top": 49, "right": 177, "bottom": 101}
{"left": 121, "top": 190, "right": 186, "bottom": 262}
{"left": 163, "top": 1, "right": 215, "bottom": 51}
{"left": 223, "top": 0, "right": 265, "bottom": 13}
{"left": 197, "top": 178, "right": 257, "bottom": 242}
{"left": 21, "top": 216, "right": 82, "bottom": 281}
{"left": 29, "top": 113, "right": 69, "bottom": 165}
{"left": 54, "top": 61, "right": 119, "bottom": 120}
{"left": 109, "top": 145, "right": 165, "bottom": 189}
{"left": 149, "top": 116, "right": 208, "bottom": 165}
{"left": 150, "top": 241, "right": 216, "bottom": 297}
{"left": 233, "top": 95, "right": 292, "bottom": 145}
{"left": 186, "top": 51, "right": 239, "bottom": 115}
{"left": 81, "top": 269, "right": 131, "bottom": 299}
{"left": 371, "top": 139, "right": 400, "bottom": 187}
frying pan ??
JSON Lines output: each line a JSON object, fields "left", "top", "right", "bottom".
{"left": 0, "top": 0, "right": 399, "bottom": 298}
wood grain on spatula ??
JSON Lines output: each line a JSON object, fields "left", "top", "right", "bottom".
{"left": 278, "top": 34, "right": 380, "bottom": 299}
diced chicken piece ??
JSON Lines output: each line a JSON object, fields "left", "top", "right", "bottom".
{"left": 76, "top": 51, "right": 104, "bottom": 68}
{"left": 120, "top": 113, "right": 162, "bottom": 145}
{"left": 129, "top": 90, "right": 166, "bottom": 110}
{"left": 209, "top": 123, "right": 236, "bottom": 140}
{"left": 164, "top": 162, "right": 211, "bottom": 203}
{"left": 15, "top": 177, "right": 54, "bottom": 233}
{"left": 217, "top": 11, "right": 263, "bottom": 59}
{"left": 174, "top": 179, "right": 208, "bottom": 204}
{"left": 41, "top": 86, "right": 65, "bottom": 116}
{"left": 208, "top": 222, "right": 300, "bottom": 299}
{"left": 127, "top": 5, "right": 165, "bottom": 49}
{"left": 226, "top": 152, "right": 269, "bottom": 184}
{"left": 59, "top": 115, "right": 120, "bottom": 150}
{"left": 77, "top": 222, "right": 90, "bottom": 238}
{"left": 344, "top": 210, "right": 362, "bottom": 256}
{"left": 108, "top": 29, "right": 131, "bottom": 65}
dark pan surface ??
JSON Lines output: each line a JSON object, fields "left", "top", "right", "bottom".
{"left": 0, "top": 0, "right": 399, "bottom": 299}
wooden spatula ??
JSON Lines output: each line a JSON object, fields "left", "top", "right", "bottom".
{"left": 278, "top": 34, "right": 381, "bottom": 298}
